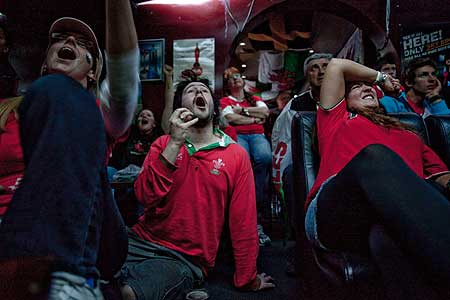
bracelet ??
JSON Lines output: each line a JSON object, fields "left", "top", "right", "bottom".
{"left": 428, "top": 95, "right": 442, "bottom": 103}
{"left": 240, "top": 107, "right": 249, "bottom": 116}
{"left": 374, "top": 71, "right": 387, "bottom": 86}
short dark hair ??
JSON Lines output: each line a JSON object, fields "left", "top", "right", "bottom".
{"left": 405, "top": 57, "right": 437, "bottom": 85}
{"left": 376, "top": 53, "right": 397, "bottom": 70}
{"left": 173, "top": 79, "right": 220, "bottom": 126}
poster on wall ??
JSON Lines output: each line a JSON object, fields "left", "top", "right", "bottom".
{"left": 173, "top": 38, "right": 215, "bottom": 90}
{"left": 400, "top": 24, "right": 450, "bottom": 74}
{"left": 139, "top": 39, "right": 165, "bottom": 81}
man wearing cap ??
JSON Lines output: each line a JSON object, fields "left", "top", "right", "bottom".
{"left": 272, "top": 53, "right": 332, "bottom": 191}
{"left": 0, "top": 0, "right": 139, "bottom": 299}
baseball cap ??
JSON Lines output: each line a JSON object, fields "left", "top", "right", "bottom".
{"left": 303, "top": 53, "right": 333, "bottom": 76}
{"left": 46, "top": 17, "right": 103, "bottom": 81}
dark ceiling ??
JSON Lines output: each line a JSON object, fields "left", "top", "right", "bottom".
{"left": 1, "top": 0, "right": 450, "bottom": 80}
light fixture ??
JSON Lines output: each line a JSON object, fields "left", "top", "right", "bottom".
{"left": 309, "top": 49, "right": 314, "bottom": 53}
{"left": 241, "top": 64, "right": 247, "bottom": 68}
{"left": 242, "top": 75, "right": 247, "bottom": 79}
{"left": 137, "top": 0, "right": 211, "bottom": 5}
{"left": 239, "top": 42, "right": 246, "bottom": 46}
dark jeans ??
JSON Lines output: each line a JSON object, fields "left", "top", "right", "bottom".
{"left": 315, "top": 144, "right": 450, "bottom": 291}
{"left": 237, "top": 134, "right": 272, "bottom": 211}
{"left": 0, "top": 74, "right": 127, "bottom": 279}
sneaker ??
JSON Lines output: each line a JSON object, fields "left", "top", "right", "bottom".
{"left": 185, "top": 289, "right": 209, "bottom": 300}
{"left": 257, "top": 224, "right": 271, "bottom": 246}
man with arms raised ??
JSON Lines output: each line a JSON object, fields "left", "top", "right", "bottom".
{"left": 0, "top": 0, "right": 139, "bottom": 299}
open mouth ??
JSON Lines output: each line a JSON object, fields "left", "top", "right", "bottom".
{"left": 58, "top": 47, "right": 76, "bottom": 60}
{"left": 195, "top": 96, "right": 206, "bottom": 108}
{"left": 140, "top": 119, "right": 149, "bottom": 125}
{"left": 362, "top": 94, "right": 375, "bottom": 100}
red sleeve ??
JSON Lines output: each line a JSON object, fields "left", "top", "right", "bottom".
{"left": 316, "top": 99, "right": 347, "bottom": 152}
{"left": 134, "top": 135, "right": 178, "bottom": 208}
{"left": 422, "top": 144, "right": 449, "bottom": 178}
{"left": 221, "top": 125, "right": 237, "bottom": 141}
{"left": 228, "top": 147, "right": 259, "bottom": 288}
{"left": 252, "top": 95, "right": 263, "bottom": 102}
{"left": 220, "top": 96, "right": 232, "bottom": 110}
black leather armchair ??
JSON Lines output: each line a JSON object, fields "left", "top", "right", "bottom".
{"left": 425, "top": 115, "right": 450, "bottom": 168}
{"left": 290, "top": 111, "right": 431, "bottom": 287}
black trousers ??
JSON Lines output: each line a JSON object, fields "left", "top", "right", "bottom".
{"left": 316, "top": 144, "right": 450, "bottom": 290}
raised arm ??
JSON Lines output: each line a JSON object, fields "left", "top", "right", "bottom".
{"left": 161, "top": 65, "right": 174, "bottom": 134}
{"left": 320, "top": 58, "right": 380, "bottom": 109}
{"left": 100, "top": 0, "right": 140, "bottom": 138}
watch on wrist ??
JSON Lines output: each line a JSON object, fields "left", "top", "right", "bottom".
{"left": 374, "top": 71, "right": 387, "bottom": 86}
{"left": 242, "top": 108, "right": 250, "bottom": 116}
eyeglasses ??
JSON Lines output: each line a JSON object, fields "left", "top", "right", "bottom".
{"left": 51, "top": 32, "right": 94, "bottom": 50}
{"left": 232, "top": 73, "right": 241, "bottom": 79}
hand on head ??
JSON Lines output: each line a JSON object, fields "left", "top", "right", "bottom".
{"left": 168, "top": 108, "right": 198, "bottom": 144}
{"left": 384, "top": 77, "right": 402, "bottom": 97}
{"left": 380, "top": 74, "right": 397, "bottom": 94}
{"left": 426, "top": 76, "right": 442, "bottom": 99}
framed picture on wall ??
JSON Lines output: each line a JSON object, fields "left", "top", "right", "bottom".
{"left": 138, "top": 38, "right": 165, "bottom": 81}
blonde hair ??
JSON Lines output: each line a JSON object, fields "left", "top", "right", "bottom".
{"left": 0, "top": 96, "right": 22, "bottom": 132}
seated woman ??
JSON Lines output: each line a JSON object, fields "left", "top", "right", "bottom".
{"left": 109, "top": 108, "right": 163, "bottom": 172}
{"left": 0, "top": 96, "right": 23, "bottom": 223}
{"left": 305, "top": 58, "right": 450, "bottom": 299}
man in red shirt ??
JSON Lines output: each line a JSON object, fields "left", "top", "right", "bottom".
{"left": 119, "top": 79, "right": 275, "bottom": 300}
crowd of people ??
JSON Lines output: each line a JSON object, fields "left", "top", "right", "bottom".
{"left": 0, "top": 2, "right": 449, "bottom": 300}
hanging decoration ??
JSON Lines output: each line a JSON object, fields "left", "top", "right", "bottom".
{"left": 386, "top": 0, "right": 391, "bottom": 36}
{"left": 247, "top": 13, "right": 311, "bottom": 51}
{"left": 222, "top": 0, "right": 255, "bottom": 38}
{"left": 336, "top": 28, "right": 365, "bottom": 64}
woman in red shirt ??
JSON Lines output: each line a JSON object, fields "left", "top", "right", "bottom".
{"left": 305, "top": 58, "right": 450, "bottom": 299}
{"left": 0, "top": 96, "right": 23, "bottom": 221}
